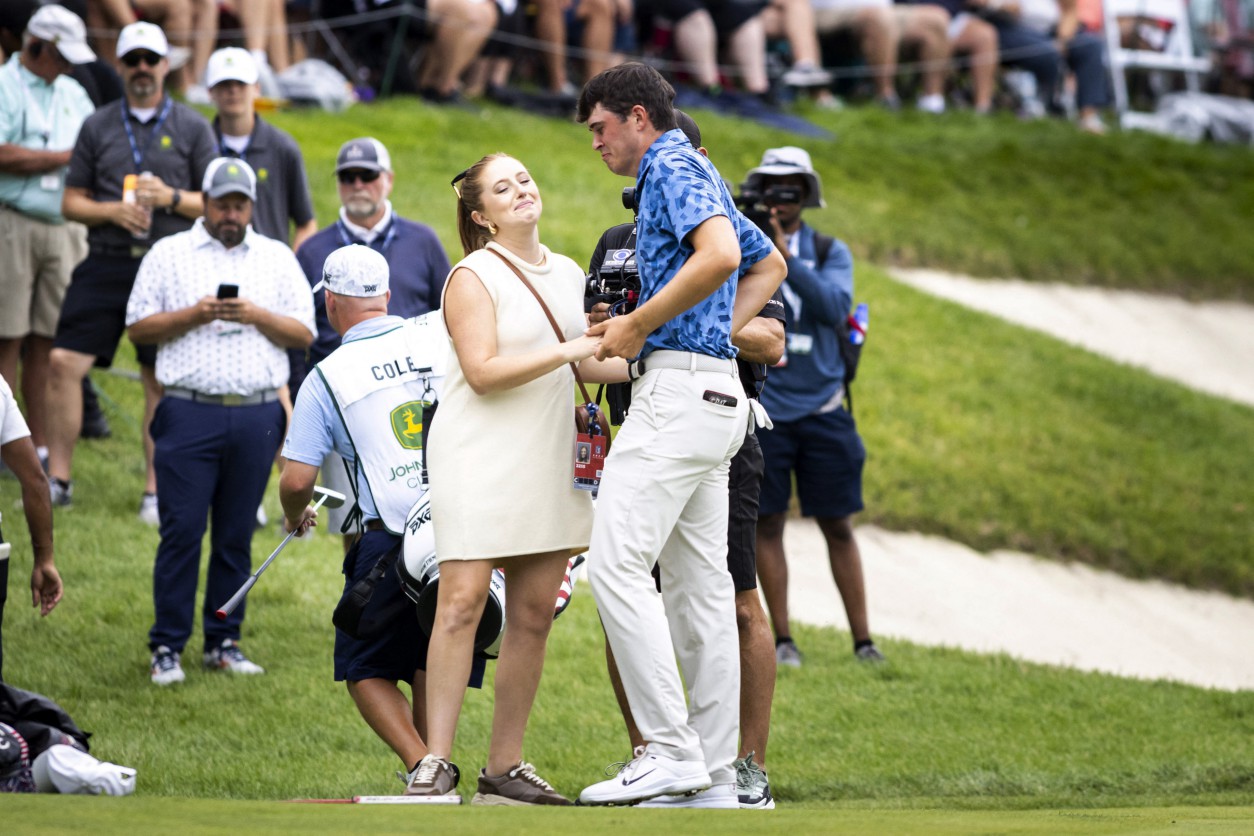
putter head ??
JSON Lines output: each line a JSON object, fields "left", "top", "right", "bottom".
{"left": 313, "top": 486, "right": 347, "bottom": 509}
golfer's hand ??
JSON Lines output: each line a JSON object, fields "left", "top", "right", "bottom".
{"left": 284, "top": 506, "right": 318, "bottom": 536}
{"left": 31, "top": 563, "right": 63, "bottom": 617}
{"left": 587, "top": 314, "right": 647, "bottom": 361}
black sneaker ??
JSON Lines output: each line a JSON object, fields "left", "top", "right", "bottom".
{"left": 855, "top": 643, "right": 886, "bottom": 663}
{"left": 81, "top": 379, "right": 111, "bottom": 439}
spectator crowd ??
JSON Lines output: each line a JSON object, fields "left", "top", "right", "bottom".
{"left": 0, "top": 0, "right": 1243, "bottom": 807}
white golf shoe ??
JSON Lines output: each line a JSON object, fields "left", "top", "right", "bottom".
{"left": 578, "top": 745, "right": 711, "bottom": 806}
{"left": 637, "top": 781, "right": 738, "bottom": 809}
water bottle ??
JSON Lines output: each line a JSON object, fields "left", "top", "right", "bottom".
{"left": 849, "top": 303, "right": 868, "bottom": 346}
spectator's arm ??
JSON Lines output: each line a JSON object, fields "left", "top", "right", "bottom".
{"left": 733, "top": 315, "right": 786, "bottom": 366}
{"left": 0, "top": 437, "right": 60, "bottom": 616}
{"left": 0, "top": 145, "right": 72, "bottom": 175}
{"left": 127, "top": 297, "right": 219, "bottom": 344}
{"left": 782, "top": 239, "right": 853, "bottom": 326}
{"left": 217, "top": 298, "right": 315, "bottom": 349}
{"left": 1056, "top": 0, "right": 1079, "bottom": 43}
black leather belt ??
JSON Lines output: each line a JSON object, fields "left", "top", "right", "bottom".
{"left": 164, "top": 387, "right": 280, "bottom": 406}
{"left": 364, "top": 520, "right": 385, "bottom": 532}
{"left": 89, "top": 242, "right": 150, "bottom": 259}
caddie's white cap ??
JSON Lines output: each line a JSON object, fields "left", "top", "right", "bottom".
{"left": 31, "top": 744, "right": 137, "bottom": 796}
{"left": 315, "top": 245, "right": 390, "bottom": 297}
{"left": 116, "top": 21, "right": 168, "bottom": 59}
{"left": 205, "top": 47, "right": 258, "bottom": 88}
{"left": 202, "top": 157, "right": 257, "bottom": 201}
{"left": 26, "top": 5, "right": 96, "bottom": 65}
{"left": 743, "top": 146, "right": 826, "bottom": 209}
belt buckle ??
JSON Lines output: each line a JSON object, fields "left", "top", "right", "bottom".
{"left": 130, "top": 245, "right": 150, "bottom": 259}
{"left": 221, "top": 393, "right": 243, "bottom": 407}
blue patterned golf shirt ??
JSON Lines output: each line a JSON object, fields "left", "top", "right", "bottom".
{"left": 635, "top": 129, "right": 773, "bottom": 360}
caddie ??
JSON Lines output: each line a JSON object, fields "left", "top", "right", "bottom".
{"left": 279, "top": 244, "right": 484, "bottom": 794}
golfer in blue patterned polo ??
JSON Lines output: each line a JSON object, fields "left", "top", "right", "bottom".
{"left": 575, "top": 62, "right": 787, "bottom": 808}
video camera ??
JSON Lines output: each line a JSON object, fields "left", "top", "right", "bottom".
{"left": 584, "top": 187, "right": 641, "bottom": 317}
{"left": 734, "top": 183, "right": 804, "bottom": 236}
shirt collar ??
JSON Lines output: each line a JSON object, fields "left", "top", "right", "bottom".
{"left": 637, "top": 129, "right": 690, "bottom": 182}
{"left": 213, "top": 114, "right": 268, "bottom": 150}
{"left": 339, "top": 201, "right": 394, "bottom": 242}
{"left": 191, "top": 216, "right": 254, "bottom": 252}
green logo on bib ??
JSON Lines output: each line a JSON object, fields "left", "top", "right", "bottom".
{"left": 390, "top": 401, "right": 430, "bottom": 450}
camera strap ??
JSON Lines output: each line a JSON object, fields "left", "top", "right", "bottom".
{"left": 488, "top": 248, "right": 595, "bottom": 406}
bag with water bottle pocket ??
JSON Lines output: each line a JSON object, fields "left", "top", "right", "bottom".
{"left": 813, "top": 232, "right": 868, "bottom": 413}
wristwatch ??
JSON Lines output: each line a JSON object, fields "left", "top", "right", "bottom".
{"left": 167, "top": 188, "right": 181, "bottom": 213}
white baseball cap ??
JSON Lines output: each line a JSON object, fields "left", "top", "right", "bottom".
{"left": 26, "top": 5, "right": 96, "bottom": 65}
{"left": 206, "top": 47, "right": 258, "bottom": 88}
{"left": 202, "top": 158, "right": 257, "bottom": 201}
{"left": 743, "top": 146, "right": 826, "bottom": 209}
{"left": 116, "top": 22, "right": 169, "bottom": 59}
{"left": 316, "top": 245, "right": 390, "bottom": 297}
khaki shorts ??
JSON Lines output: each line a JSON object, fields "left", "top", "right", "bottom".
{"left": 0, "top": 207, "right": 87, "bottom": 339}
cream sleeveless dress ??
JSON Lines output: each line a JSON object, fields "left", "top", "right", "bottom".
{"left": 428, "top": 241, "right": 594, "bottom": 562}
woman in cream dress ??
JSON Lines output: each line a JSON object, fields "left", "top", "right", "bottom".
{"left": 416, "top": 153, "right": 625, "bottom": 804}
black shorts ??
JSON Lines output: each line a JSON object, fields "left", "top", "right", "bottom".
{"left": 642, "top": 0, "right": 769, "bottom": 35}
{"left": 53, "top": 254, "right": 156, "bottom": 368}
{"left": 726, "top": 430, "right": 764, "bottom": 592}
{"left": 334, "top": 530, "right": 486, "bottom": 687}
{"left": 759, "top": 407, "right": 865, "bottom": 519}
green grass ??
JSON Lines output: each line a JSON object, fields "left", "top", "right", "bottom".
{"left": 260, "top": 98, "right": 1254, "bottom": 300}
{"left": 3, "top": 95, "right": 1253, "bottom": 828}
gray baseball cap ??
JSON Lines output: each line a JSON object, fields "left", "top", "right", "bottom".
{"left": 335, "top": 137, "right": 392, "bottom": 174}
{"left": 202, "top": 158, "right": 257, "bottom": 201}
{"left": 316, "top": 245, "right": 389, "bottom": 297}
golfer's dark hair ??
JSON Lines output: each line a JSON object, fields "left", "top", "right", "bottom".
{"left": 576, "top": 62, "right": 677, "bottom": 133}
{"left": 452, "top": 152, "right": 512, "bottom": 256}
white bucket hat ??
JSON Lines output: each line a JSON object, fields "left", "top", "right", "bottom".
{"left": 743, "top": 146, "right": 826, "bottom": 209}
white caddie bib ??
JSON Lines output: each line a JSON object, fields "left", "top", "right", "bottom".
{"left": 316, "top": 312, "right": 448, "bottom": 533}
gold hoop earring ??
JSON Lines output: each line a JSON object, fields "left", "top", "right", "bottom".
{"left": 487, "top": 221, "right": 498, "bottom": 236}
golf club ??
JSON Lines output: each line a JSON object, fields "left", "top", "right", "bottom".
{"left": 215, "top": 486, "right": 347, "bottom": 619}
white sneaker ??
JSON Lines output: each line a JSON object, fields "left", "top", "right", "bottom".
{"left": 578, "top": 745, "right": 711, "bottom": 806}
{"left": 203, "top": 639, "right": 265, "bottom": 675}
{"left": 150, "top": 646, "right": 185, "bottom": 686}
{"left": 255, "top": 502, "right": 268, "bottom": 530}
{"left": 917, "top": 93, "right": 946, "bottom": 114}
{"left": 138, "top": 493, "right": 159, "bottom": 526}
{"left": 637, "top": 781, "right": 737, "bottom": 809}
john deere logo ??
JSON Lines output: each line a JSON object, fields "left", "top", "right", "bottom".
{"left": 257, "top": 167, "right": 269, "bottom": 182}
{"left": 390, "top": 400, "right": 430, "bottom": 450}
{"left": 228, "top": 164, "right": 240, "bottom": 175}
{"left": 160, "top": 135, "right": 172, "bottom": 149}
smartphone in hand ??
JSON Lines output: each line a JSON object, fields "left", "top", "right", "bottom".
{"left": 217, "top": 283, "right": 239, "bottom": 299}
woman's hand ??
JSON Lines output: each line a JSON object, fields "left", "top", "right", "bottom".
{"left": 563, "top": 333, "right": 603, "bottom": 363}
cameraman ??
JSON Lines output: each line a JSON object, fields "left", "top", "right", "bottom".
{"left": 746, "top": 147, "right": 885, "bottom": 667}
{"left": 587, "top": 109, "right": 786, "bottom": 810}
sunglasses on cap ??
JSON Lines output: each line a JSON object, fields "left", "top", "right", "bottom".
{"left": 122, "top": 51, "right": 163, "bottom": 68}
{"left": 338, "top": 169, "right": 381, "bottom": 185}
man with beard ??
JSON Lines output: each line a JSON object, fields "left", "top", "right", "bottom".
{"left": 293, "top": 137, "right": 450, "bottom": 552}
{"left": 45, "top": 21, "right": 215, "bottom": 526}
{"left": 124, "top": 157, "right": 315, "bottom": 686}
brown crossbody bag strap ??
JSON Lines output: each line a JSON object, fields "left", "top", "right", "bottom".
{"left": 488, "top": 248, "right": 595, "bottom": 405}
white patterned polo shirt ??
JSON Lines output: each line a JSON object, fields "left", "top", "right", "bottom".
{"left": 125, "top": 219, "right": 316, "bottom": 395}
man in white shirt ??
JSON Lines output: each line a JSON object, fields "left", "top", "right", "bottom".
{"left": 125, "top": 157, "right": 315, "bottom": 686}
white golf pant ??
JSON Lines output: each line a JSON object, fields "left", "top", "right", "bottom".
{"left": 589, "top": 362, "right": 748, "bottom": 785}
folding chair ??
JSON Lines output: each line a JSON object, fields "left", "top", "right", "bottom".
{"left": 1103, "top": 0, "right": 1213, "bottom": 123}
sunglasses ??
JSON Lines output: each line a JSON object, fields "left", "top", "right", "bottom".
{"left": 122, "top": 51, "right": 163, "bottom": 68}
{"left": 451, "top": 168, "right": 470, "bottom": 200}
{"left": 338, "top": 169, "right": 381, "bottom": 185}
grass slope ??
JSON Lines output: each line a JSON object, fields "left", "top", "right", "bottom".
{"left": 264, "top": 99, "right": 1254, "bottom": 299}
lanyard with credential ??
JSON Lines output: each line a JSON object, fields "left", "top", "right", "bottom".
{"left": 336, "top": 217, "right": 396, "bottom": 256}
{"left": 121, "top": 97, "right": 173, "bottom": 172}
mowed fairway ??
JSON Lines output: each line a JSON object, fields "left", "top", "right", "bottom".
{"left": 2, "top": 99, "right": 1252, "bottom": 830}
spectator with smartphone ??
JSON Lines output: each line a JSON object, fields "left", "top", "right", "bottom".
{"left": 125, "top": 157, "right": 314, "bottom": 686}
